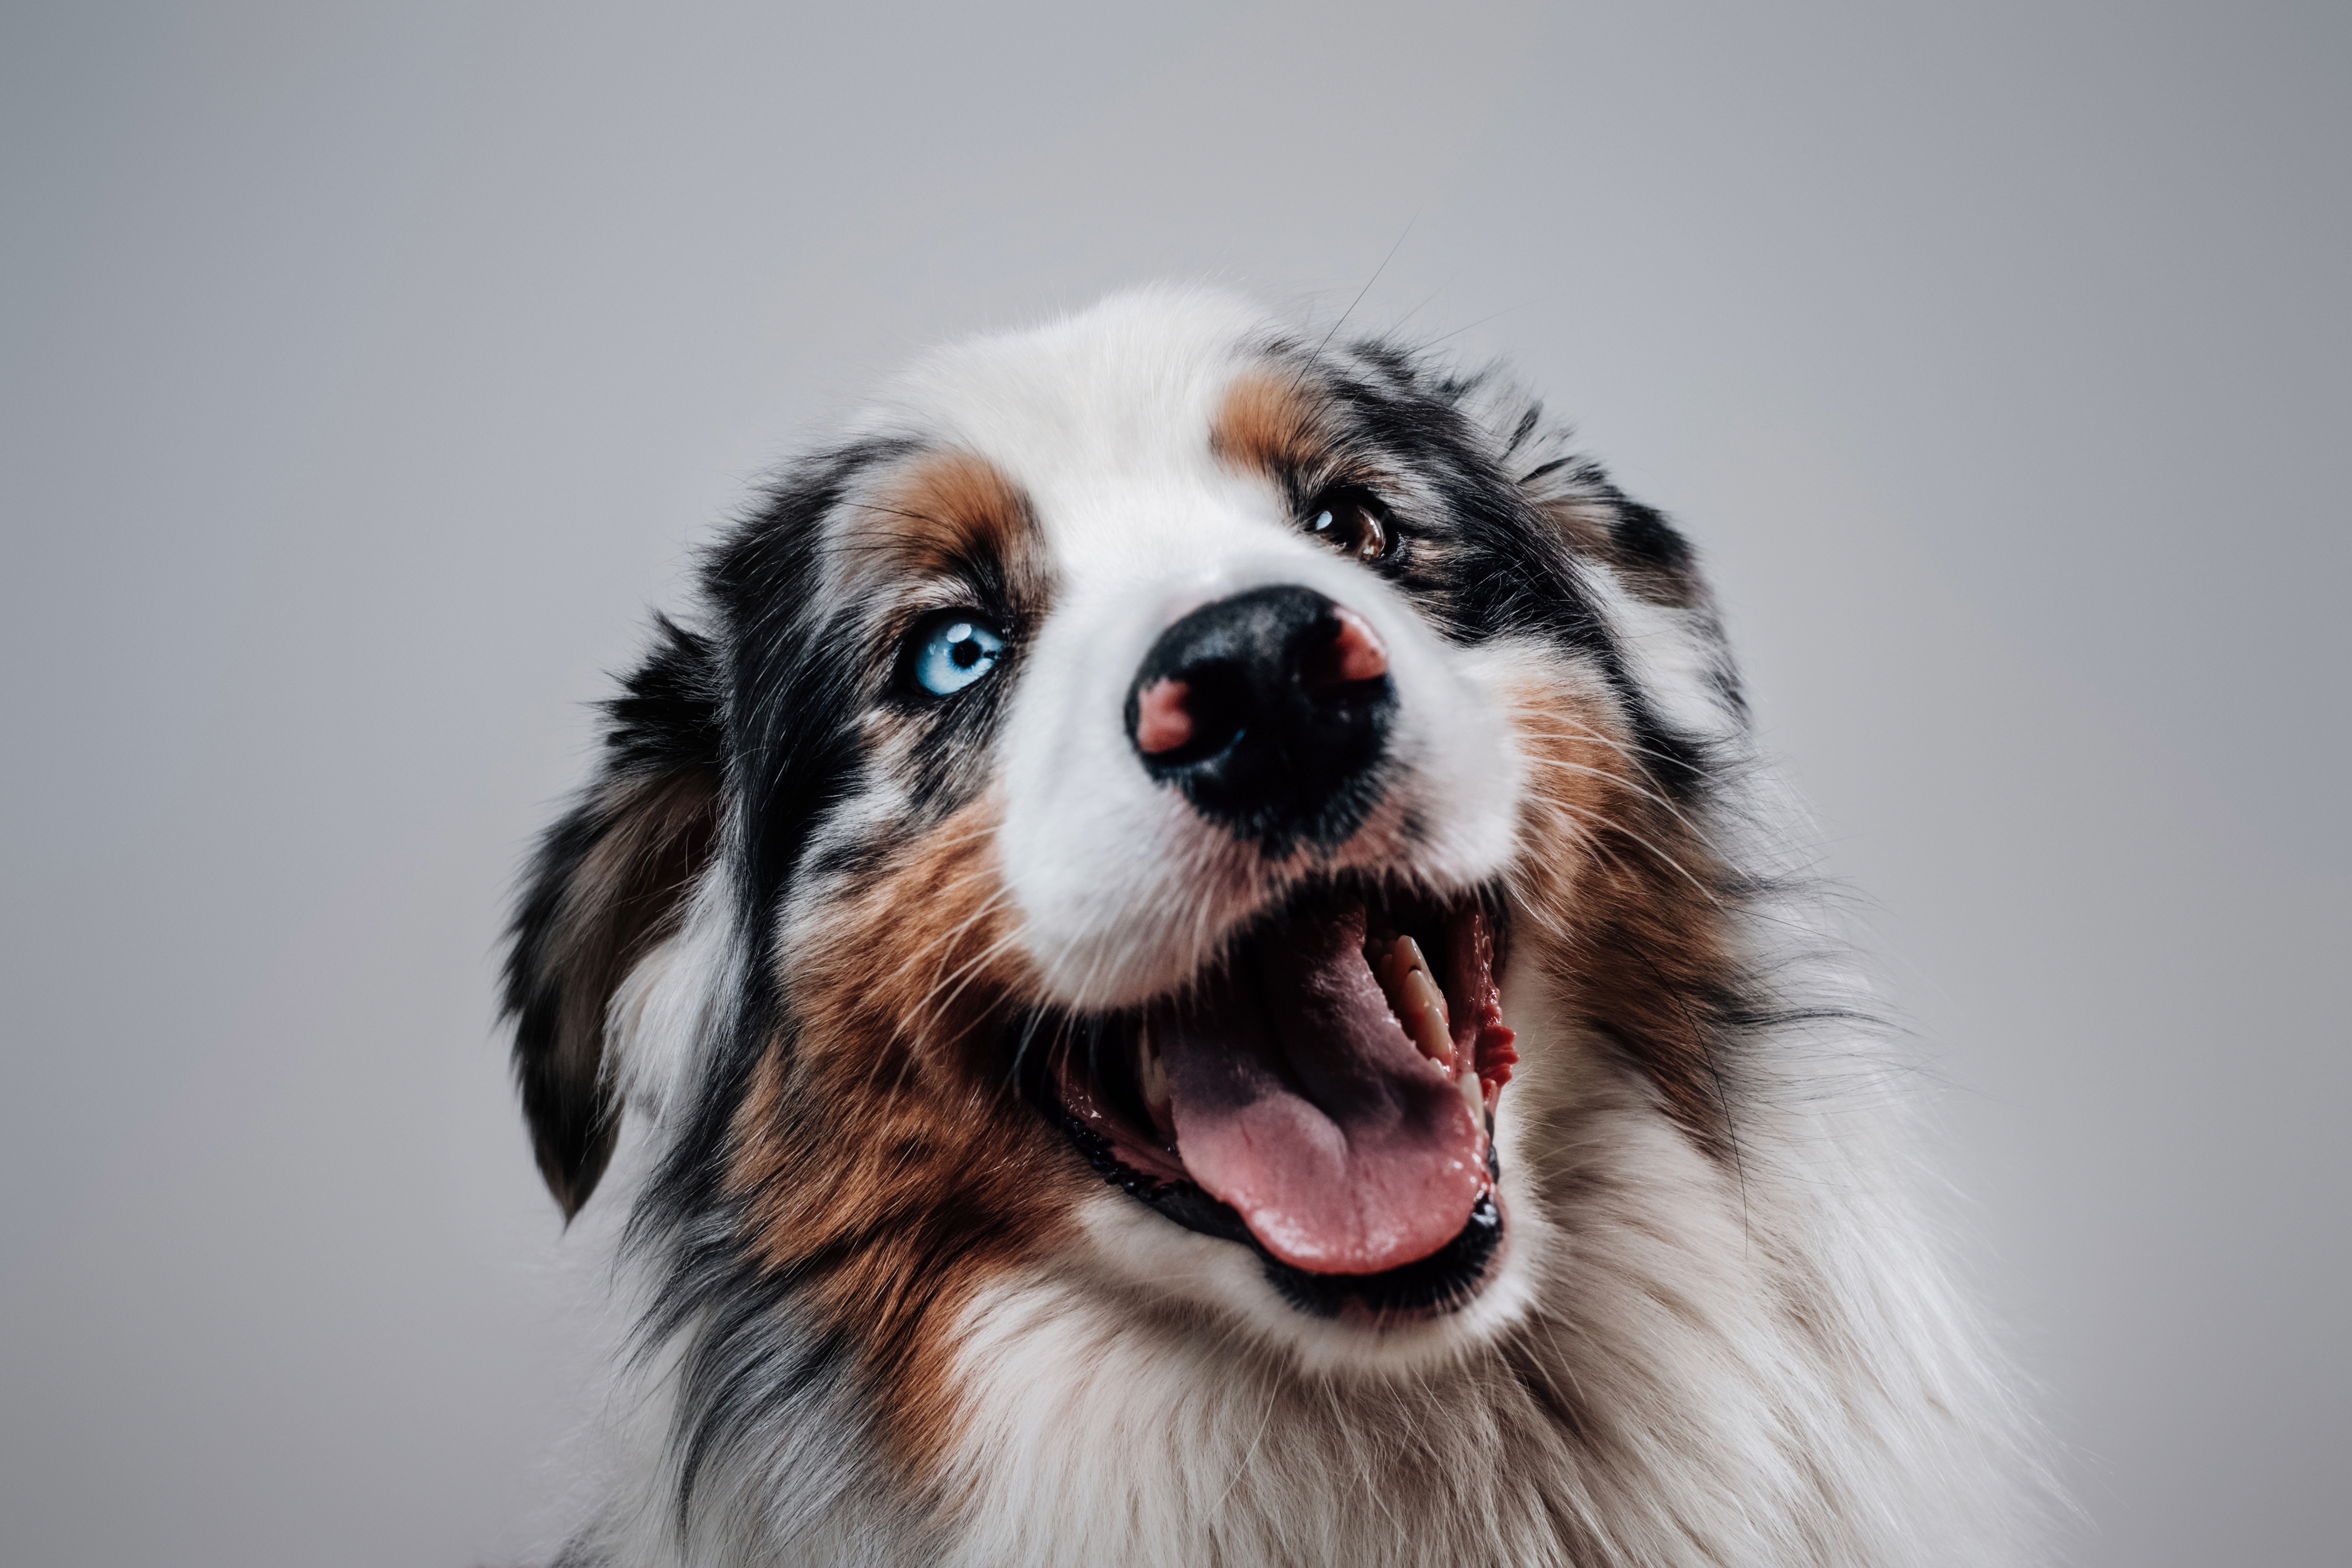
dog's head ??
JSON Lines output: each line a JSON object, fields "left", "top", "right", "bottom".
{"left": 506, "top": 284, "right": 1749, "bottom": 1441}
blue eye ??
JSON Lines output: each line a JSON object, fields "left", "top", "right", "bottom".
{"left": 906, "top": 613, "right": 1005, "bottom": 696}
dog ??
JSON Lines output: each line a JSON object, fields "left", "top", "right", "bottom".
{"left": 503, "top": 286, "right": 2043, "bottom": 1566}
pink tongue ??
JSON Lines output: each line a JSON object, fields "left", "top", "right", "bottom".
{"left": 1153, "top": 906, "right": 1487, "bottom": 1276}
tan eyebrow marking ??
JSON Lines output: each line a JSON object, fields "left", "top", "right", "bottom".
{"left": 853, "top": 448, "right": 1037, "bottom": 580}
{"left": 1209, "top": 370, "right": 1335, "bottom": 481}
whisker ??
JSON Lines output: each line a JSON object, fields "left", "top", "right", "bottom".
{"left": 1512, "top": 777, "right": 1717, "bottom": 898}
{"left": 845, "top": 873, "right": 1018, "bottom": 1098}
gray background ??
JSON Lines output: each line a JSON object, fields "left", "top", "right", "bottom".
{"left": 3, "top": 3, "right": 2343, "bottom": 1564}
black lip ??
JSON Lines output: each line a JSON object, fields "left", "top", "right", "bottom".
{"left": 1044, "top": 1091, "right": 1505, "bottom": 1320}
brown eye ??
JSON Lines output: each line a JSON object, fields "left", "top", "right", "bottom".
{"left": 1307, "top": 492, "right": 1389, "bottom": 562}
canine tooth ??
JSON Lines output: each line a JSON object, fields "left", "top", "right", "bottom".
{"left": 1401, "top": 939, "right": 1447, "bottom": 1024}
{"left": 1374, "top": 935, "right": 1455, "bottom": 1068}
{"left": 1391, "top": 934, "right": 1432, "bottom": 985}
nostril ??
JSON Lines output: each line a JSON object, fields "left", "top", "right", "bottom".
{"left": 1302, "top": 605, "right": 1389, "bottom": 693}
{"left": 1132, "top": 666, "right": 1249, "bottom": 764}
{"left": 1133, "top": 678, "right": 1195, "bottom": 757}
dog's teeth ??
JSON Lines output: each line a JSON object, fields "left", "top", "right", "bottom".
{"left": 1374, "top": 935, "right": 1456, "bottom": 1069}
{"left": 1137, "top": 1024, "right": 1172, "bottom": 1120}
{"left": 1462, "top": 1060, "right": 1488, "bottom": 1120}
{"left": 1381, "top": 936, "right": 1421, "bottom": 996}
{"left": 1398, "top": 965, "right": 1454, "bottom": 1069}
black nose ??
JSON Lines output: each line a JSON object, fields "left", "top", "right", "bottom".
{"left": 1125, "top": 584, "right": 1396, "bottom": 855}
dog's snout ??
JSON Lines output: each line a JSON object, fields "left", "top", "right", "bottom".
{"left": 1124, "top": 584, "right": 1396, "bottom": 854}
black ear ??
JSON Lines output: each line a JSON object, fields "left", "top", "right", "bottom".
{"left": 503, "top": 615, "right": 725, "bottom": 1217}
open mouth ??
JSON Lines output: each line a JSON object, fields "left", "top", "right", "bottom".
{"left": 1041, "top": 884, "right": 1518, "bottom": 1320}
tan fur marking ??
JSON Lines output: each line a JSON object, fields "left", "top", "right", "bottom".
{"left": 1503, "top": 681, "right": 1738, "bottom": 1152}
{"left": 1210, "top": 370, "right": 1333, "bottom": 480}
{"left": 726, "top": 795, "right": 1085, "bottom": 1485}
{"left": 857, "top": 450, "right": 1036, "bottom": 585}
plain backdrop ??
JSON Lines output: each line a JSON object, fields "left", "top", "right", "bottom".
{"left": 2, "top": 3, "right": 2344, "bottom": 1564}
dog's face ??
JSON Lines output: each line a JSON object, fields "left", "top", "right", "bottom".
{"left": 507, "top": 287, "right": 1748, "bottom": 1473}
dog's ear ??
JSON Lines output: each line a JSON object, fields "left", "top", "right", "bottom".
{"left": 1486, "top": 398, "right": 1708, "bottom": 612}
{"left": 503, "top": 615, "right": 725, "bottom": 1218}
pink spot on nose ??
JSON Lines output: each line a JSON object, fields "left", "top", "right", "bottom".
{"left": 1134, "top": 678, "right": 1195, "bottom": 755}
{"left": 1312, "top": 605, "right": 1389, "bottom": 687}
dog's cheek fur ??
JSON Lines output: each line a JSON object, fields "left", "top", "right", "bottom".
{"left": 724, "top": 793, "right": 1088, "bottom": 1487}
{"left": 1498, "top": 668, "right": 1742, "bottom": 1155}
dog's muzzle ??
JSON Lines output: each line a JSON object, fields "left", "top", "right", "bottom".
{"left": 1045, "top": 584, "right": 1518, "bottom": 1316}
